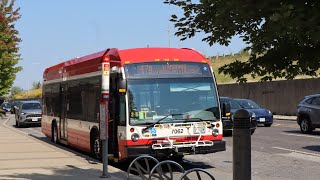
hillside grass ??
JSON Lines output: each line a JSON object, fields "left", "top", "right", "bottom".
{"left": 209, "top": 53, "right": 318, "bottom": 84}
{"left": 13, "top": 88, "right": 42, "bottom": 99}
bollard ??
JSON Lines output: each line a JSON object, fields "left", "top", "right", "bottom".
{"left": 233, "top": 109, "right": 251, "bottom": 180}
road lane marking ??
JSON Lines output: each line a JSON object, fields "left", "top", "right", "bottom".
{"left": 272, "top": 147, "right": 320, "bottom": 157}
{"left": 281, "top": 132, "right": 320, "bottom": 139}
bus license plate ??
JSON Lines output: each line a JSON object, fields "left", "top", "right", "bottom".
{"left": 193, "top": 127, "right": 205, "bottom": 134}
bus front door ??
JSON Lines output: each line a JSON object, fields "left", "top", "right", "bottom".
{"left": 60, "top": 85, "right": 68, "bottom": 142}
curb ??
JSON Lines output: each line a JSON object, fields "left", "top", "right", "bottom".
{"left": 274, "top": 115, "right": 296, "bottom": 121}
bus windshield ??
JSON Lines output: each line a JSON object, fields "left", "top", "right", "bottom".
{"left": 127, "top": 77, "right": 220, "bottom": 125}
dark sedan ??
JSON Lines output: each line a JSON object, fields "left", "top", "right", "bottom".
{"left": 219, "top": 97, "right": 257, "bottom": 135}
{"left": 234, "top": 98, "right": 273, "bottom": 127}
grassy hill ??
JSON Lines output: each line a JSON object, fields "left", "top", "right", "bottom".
{"left": 13, "top": 88, "right": 42, "bottom": 99}
{"left": 209, "top": 52, "right": 251, "bottom": 84}
{"left": 208, "top": 52, "right": 317, "bottom": 84}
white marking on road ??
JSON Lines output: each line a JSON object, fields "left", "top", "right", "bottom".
{"left": 272, "top": 147, "right": 320, "bottom": 157}
{"left": 281, "top": 132, "right": 320, "bottom": 139}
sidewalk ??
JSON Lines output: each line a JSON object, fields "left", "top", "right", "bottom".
{"left": 0, "top": 115, "right": 126, "bottom": 180}
{"left": 273, "top": 115, "right": 297, "bottom": 121}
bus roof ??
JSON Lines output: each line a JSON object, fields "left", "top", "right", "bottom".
{"left": 43, "top": 47, "right": 208, "bottom": 81}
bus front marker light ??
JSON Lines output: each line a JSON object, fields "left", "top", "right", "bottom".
{"left": 216, "top": 123, "right": 220, "bottom": 128}
{"left": 131, "top": 133, "right": 140, "bottom": 142}
{"left": 130, "top": 128, "right": 134, "bottom": 133}
{"left": 212, "top": 129, "right": 219, "bottom": 137}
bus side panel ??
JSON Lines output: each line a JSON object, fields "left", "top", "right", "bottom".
{"left": 117, "top": 126, "right": 127, "bottom": 160}
{"left": 67, "top": 119, "right": 92, "bottom": 153}
{"left": 41, "top": 115, "right": 53, "bottom": 139}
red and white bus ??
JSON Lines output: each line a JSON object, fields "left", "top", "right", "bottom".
{"left": 42, "top": 48, "right": 227, "bottom": 161}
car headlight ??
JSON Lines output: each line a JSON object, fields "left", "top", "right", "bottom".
{"left": 212, "top": 129, "right": 219, "bottom": 137}
{"left": 268, "top": 110, "right": 272, "bottom": 114}
{"left": 21, "top": 112, "right": 25, "bottom": 115}
{"left": 131, "top": 133, "right": 140, "bottom": 142}
{"left": 251, "top": 112, "right": 256, "bottom": 118}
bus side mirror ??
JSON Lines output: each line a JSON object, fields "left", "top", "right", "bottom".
{"left": 118, "top": 79, "right": 127, "bottom": 93}
{"left": 222, "top": 103, "right": 231, "bottom": 117}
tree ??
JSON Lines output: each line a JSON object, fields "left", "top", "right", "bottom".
{"left": 0, "top": 0, "right": 22, "bottom": 95}
{"left": 164, "top": 0, "right": 320, "bottom": 82}
{"left": 32, "top": 81, "right": 41, "bottom": 89}
{"left": 11, "top": 85, "right": 22, "bottom": 96}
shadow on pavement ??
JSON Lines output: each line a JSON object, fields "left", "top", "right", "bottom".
{"left": 303, "top": 145, "right": 320, "bottom": 153}
{"left": 1, "top": 165, "right": 122, "bottom": 180}
{"left": 283, "top": 130, "right": 320, "bottom": 136}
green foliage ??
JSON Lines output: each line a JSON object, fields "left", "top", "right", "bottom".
{"left": 32, "top": 81, "right": 41, "bottom": 90}
{"left": 10, "top": 85, "right": 22, "bottom": 96}
{"left": 165, "top": 0, "right": 320, "bottom": 82}
{"left": 0, "top": 0, "right": 22, "bottom": 95}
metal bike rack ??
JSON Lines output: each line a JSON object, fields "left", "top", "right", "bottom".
{"left": 151, "top": 122, "right": 214, "bottom": 152}
{"left": 127, "top": 155, "right": 159, "bottom": 180}
{"left": 149, "top": 160, "right": 185, "bottom": 180}
{"left": 179, "top": 168, "right": 216, "bottom": 180}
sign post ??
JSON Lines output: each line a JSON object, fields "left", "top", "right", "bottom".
{"left": 100, "top": 59, "right": 110, "bottom": 178}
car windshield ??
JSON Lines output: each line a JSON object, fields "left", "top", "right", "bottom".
{"left": 220, "top": 98, "right": 242, "bottom": 109}
{"left": 236, "top": 99, "right": 261, "bottom": 109}
{"left": 128, "top": 77, "right": 220, "bottom": 125}
{"left": 22, "top": 103, "right": 41, "bottom": 110}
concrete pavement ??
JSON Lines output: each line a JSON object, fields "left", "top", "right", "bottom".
{"left": 0, "top": 115, "right": 126, "bottom": 180}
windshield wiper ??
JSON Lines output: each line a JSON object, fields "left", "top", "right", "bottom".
{"left": 142, "top": 113, "right": 183, "bottom": 133}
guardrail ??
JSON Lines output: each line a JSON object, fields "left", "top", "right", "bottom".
{"left": 127, "top": 155, "right": 215, "bottom": 180}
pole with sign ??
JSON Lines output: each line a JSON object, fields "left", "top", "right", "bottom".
{"left": 100, "top": 59, "right": 110, "bottom": 178}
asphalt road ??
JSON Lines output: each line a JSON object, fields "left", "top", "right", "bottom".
{"left": 5, "top": 114, "right": 320, "bottom": 180}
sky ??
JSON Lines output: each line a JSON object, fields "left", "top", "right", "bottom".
{"left": 13, "top": 0, "right": 246, "bottom": 89}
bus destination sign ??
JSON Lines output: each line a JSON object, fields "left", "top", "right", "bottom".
{"left": 125, "top": 62, "right": 211, "bottom": 78}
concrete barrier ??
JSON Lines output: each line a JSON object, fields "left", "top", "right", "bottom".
{"left": 218, "top": 78, "right": 320, "bottom": 115}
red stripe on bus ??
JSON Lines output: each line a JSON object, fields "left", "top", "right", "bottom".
{"left": 120, "top": 134, "right": 223, "bottom": 146}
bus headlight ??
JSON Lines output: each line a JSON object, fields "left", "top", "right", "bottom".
{"left": 212, "top": 129, "right": 219, "bottom": 137}
{"left": 131, "top": 133, "right": 140, "bottom": 142}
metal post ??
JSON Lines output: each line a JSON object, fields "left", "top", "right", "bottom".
{"left": 101, "top": 140, "right": 110, "bottom": 178}
{"left": 233, "top": 109, "right": 251, "bottom": 180}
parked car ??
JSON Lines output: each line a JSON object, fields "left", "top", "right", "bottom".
{"left": 297, "top": 94, "right": 320, "bottom": 134}
{"left": 15, "top": 101, "right": 42, "bottom": 128}
{"left": 219, "top": 97, "right": 257, "bottom": 135}
{"left": 234, "top": 98, "right": 273, "bottom": 127}
{"left": 1, "top": 102, "right": 12, "bottom": 112}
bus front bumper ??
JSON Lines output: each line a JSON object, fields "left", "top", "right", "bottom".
{"left": 127, "top": 140, "right": 226, "bottom": 158}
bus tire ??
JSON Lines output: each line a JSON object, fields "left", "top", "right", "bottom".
{"left": 91, "top": 130, "right": 101, "bottom": 160}
{"left": 52, "top": 123, "right": 58, "bottom": 144}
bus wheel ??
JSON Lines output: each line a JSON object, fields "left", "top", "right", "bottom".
{"left": 52, "top": 124, "right": 58, "bottom": 144}
{"left": 91, "top": 135, "right": 101, "bottom": 160}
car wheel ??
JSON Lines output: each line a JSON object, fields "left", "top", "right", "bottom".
{"left": 264, "top": 124, "right": 272, "bottom": 127}
{"left": 300, "top": 118, "right": 313, "bottom": 134}
{"left": 91, "top": 134, "right": 101, "bottom": 160}
{"left": 52, "top": 124, "right": 59, "bottom": 143}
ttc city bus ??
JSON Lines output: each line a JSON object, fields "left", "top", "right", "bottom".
{"left": 42, "top": 48, "right": 227, "bottom": 161}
